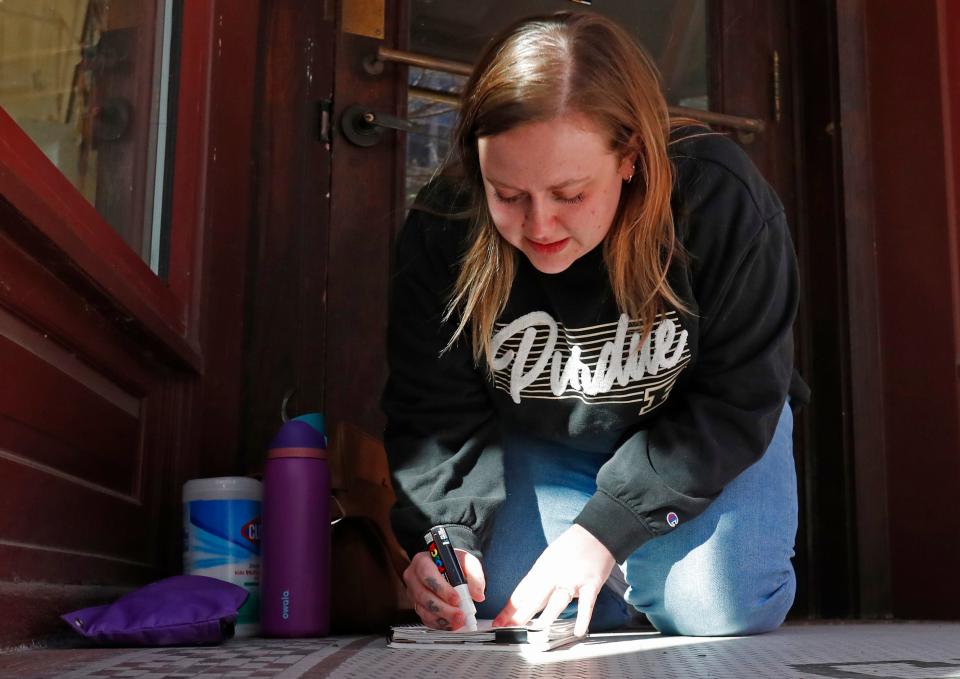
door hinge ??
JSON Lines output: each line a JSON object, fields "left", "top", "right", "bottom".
{"left": 319, "top": 98, "right": 333, "bottom": 144}
{"left": 772, "top": 50, "right": 782, "bottom": 123}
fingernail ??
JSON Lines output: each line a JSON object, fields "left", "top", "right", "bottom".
{"left": 449, "top": 593, "right": 460, "bottom": 606}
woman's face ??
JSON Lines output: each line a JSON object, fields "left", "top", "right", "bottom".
{"left": 477, "top": 112, "right": 634, "bottom": 274}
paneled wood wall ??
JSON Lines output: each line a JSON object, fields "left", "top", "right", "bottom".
{"left": 844, "top": 0, "right": 960, "bottom": 618}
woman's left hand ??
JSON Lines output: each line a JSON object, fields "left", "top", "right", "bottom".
{"left": 492, "top": 524, "right": 615, "bottom": 637}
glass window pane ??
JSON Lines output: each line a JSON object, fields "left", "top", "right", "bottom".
{"left": 409, "top": 1, "right": 707, "bottom": 109}
{"left": 406, "top": 1, "right": 708, "bottom": 207}
{"left": 0, "top": 0, "right": 181, "bottom": 278}
{"left": 406, "top": 68, "right": 465, "bottom": 207}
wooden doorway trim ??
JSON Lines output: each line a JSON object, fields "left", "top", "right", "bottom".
{"left": 0, "top": 0, "right": 262, "bottom": 647}
{"left": 835, "top": 0, "right": 892, "bottom": 619}
{"left": 842, "top": 0, "right": 960, "bottom": 618}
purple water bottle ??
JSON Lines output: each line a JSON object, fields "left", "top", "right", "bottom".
{"left": 260, "top": 415, "right": 330, "bottom": 637}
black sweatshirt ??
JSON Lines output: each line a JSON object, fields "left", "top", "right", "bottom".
{"left": 382, "top": 128, "right": 808, "bottom": 564}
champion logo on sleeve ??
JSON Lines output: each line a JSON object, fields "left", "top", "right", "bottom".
{"left": 666, "top": 512, "right": 680, "bottom": 527}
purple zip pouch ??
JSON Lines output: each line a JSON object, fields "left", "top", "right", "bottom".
{"left": 62, "top": 575, "right": 248, "bottom": 646}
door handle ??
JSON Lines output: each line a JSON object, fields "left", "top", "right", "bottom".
{"left": 341, "top": 104, "right": 414, "bottom": 147}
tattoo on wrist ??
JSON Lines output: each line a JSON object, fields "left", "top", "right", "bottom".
{"left": 426, "top": 599, "right": 440, "bottom": 613}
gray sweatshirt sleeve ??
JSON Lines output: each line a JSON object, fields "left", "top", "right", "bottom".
{"left": 575, "top": 163, "right": 799, "bottom": 562}
{"left": 382, "top": 206, "right": 505, "bottom": 561}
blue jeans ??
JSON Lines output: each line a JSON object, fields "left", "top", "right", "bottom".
{"left": 474, "top": 402, "right": 797, "bottom": 636}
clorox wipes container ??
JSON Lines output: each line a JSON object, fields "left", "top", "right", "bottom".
{"left": 183, "top": 477, "right": 262, "bottom": 636}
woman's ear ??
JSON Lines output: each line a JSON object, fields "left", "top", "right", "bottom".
{"left": 619, "top": 152, "right": 638, "bottom": 183}
{"left": 618, "top": 138, "right": 640, "bottom": 182}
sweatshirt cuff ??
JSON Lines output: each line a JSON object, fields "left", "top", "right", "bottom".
{"left": 574, "top": 490, "right": 655, "bottom": 563}
{"left": 439, "top": 524, "right": 484, "bottom": 562}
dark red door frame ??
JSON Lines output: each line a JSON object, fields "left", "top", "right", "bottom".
{"left": 0, "top": 0, "right": 261, "bottom": 647}
{"left": 0, "top": 0, "right": 236, "bottom": 371}
{"left": 837, "top": 0, "right": 960, "bottom": 619}
{"left": 787, "top": 0, "right": 861, "bottom": 619}
{"left": 835, "top": 0, "right": 891, "bottom": 620}
{"left": 0, "top": 109, "right": 199, "bottom": 368}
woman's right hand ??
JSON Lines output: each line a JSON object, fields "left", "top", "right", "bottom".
{"left": 403, "top": 548, "right": 486, "bottom": 630}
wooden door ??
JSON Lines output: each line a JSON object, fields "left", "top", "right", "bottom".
{"left": 0, "top": 0, "right": 261, "bottom": 646}
{"left": 710, "top": 0, "right": 858, "bottom": 619}
{"left": 241, "top": 0, "right": 407, "bottom": 468}
{"left": 239, "top": 0, "right": 855, "bottom": 622}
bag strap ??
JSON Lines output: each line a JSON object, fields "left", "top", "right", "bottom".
{"left": 328, "top": 422, "right": 410, "bottom": 577}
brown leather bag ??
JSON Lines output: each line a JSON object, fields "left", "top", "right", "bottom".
{"left": 326, "top": 422, "right": 413, "bottom": 633}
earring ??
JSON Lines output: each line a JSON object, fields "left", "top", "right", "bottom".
{"left": 625, "top": 163, "right": 636, "bottom": 184}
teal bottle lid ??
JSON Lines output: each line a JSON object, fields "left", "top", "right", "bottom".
{"left": 292, "top": 412, "right": 326, "bottom": 445}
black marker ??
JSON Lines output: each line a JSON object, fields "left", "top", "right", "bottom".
{"left": 424, "top": 526, "right": 478, "bottom": 631}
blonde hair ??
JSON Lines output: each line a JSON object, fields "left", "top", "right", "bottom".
{"left": 440, "top": 11, "right": 701, "bottom": 368}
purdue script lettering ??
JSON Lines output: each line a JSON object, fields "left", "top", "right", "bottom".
{"left": 491, "top": 311, "right": 689, "bottom": 404}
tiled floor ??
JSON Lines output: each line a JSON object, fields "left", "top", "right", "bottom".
{"left": 1, "top": 622, "right": 958, "bottom": 678}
